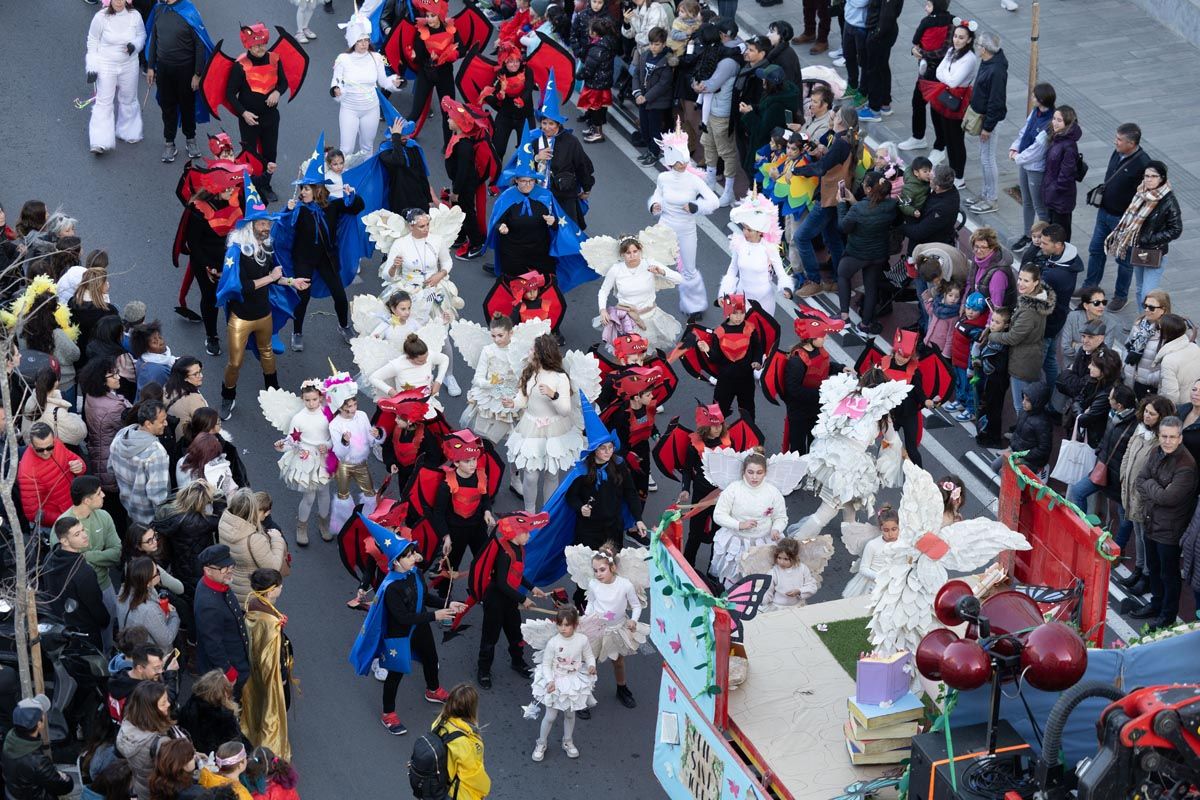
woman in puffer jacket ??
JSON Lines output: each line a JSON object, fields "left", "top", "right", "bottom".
{"left": 217, "top": 488, "right": 286, "bottom": 605}
{"left": 157, "top": 481, "right": 221, "bottom": 602}
{"left": 1117, "top": 394, "right": 1176, "bottom": 596}
{"left": 981, "top": 262, "right": 1055, "bottom": 412}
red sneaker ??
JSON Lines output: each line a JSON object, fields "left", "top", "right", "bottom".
{"left": 425, "top": 687, "right": 450, "bottom": 704}
{"left": 380, "top": 712, "right": 408, "bottom": 735}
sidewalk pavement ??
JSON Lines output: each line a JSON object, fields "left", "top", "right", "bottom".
{"left": 732, "top": 0, "right": 1199, "bottom": 328}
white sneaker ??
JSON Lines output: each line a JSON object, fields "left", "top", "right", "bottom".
{"left": 897, "top": 137, "right": 928, "bottom": 151}
{"left": 295, "top": 30, "right": 309, "bottom": 42}
{"left": 371, "top": 659, "right": 387, "bottom": 682}
{"left": 928, "top": 148, "right": 947, "bottom": 165}
{"left": 446, "top": 374, "right": 462, "bottom": 397}
{"left": 832, "top": 57, "right": 846, "bottom": 67}
{"left": 562, "top": 739, "right": 579, "bottom": 758}
{"left": 648, "top": 476, "right": 658, "bottom": 492}
{"left": 532, "top": 741, "right": 547, "bottom": 762}
{"left": 304, "top": 27, "right": 318, "bottom": 38}
{"left": 954, "top": 178, "right": 967, "bottom": 190}
{"left": 828, "top": 48, "right": 843, "bottom": 59}
{"left": 1000, "top": 0, "right": 1018, "bottom": 10}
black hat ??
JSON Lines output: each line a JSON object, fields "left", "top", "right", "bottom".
{"left": 12, "top": 695, "right": 49, "bottom": 731}
{"left": 1081, "top": 320, "right": 1107, "bottom": 336}
{"left": 199, "top": 544, "right": 235, "bottom": 569}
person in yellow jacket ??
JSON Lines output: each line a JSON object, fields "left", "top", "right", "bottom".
{"left": 433, "top": 684, "right": 491, "bottom": 800}
{"left": 198, "top": 741, "right": 255, "bottom": 800}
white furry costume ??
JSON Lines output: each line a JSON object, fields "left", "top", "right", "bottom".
{"left": 85, "top": 6, "right": 145, "bottom": 152}
{"left": 650, "top": 128, "right": 720, "bottom": 315}
{"left": 718, "top": 193, "right": 785, "bottom": 315}
{"left": 331, "top": 15, "right": 396, "bottom": 156}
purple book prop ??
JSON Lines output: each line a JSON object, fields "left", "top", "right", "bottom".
{"left": 855, "top": 651, "right": 912, "bottom": 706}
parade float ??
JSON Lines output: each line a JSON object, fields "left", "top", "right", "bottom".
{"left": 648, "top": 455, "right": 1200, "bottom": 800}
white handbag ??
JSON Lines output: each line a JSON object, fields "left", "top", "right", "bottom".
{"left": 1049, "top": 420, "right": 1097, "bottom": 488}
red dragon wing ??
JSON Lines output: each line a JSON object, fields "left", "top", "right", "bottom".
{"left": 199, "top": 44, "right": 236, "bottom": 118}
{"left": 854, "top": 340, "right": 889, "bottom": 376}
{"left": 453, "top": 0, "right": 494, "bottom": 52}
{"left": 408, "top": 466, "right": 446, "bottom": 515}
{"left": 455, "top": 45, "right": 497, "bottom": 107}
{"left": 651, "top": 417, "right": 692, "bottom": 482}
{"left": 759, "top": 350, "right": 788, "bottom": 405}
{"left": 727, "top": 417, "right": 764, "bottom": 451}
{"left": 645, "top": 354, "right": 678, "bottom": 406}
{"left": 384, "top": 19, "right": 418, "bottom": 74}
{"left": 235, "top": 145, "right": 265, "bottom": 177}
{"left": 270, "top": 27, "right": 311, "bottom": 100}
{"left": 669, "top": 324, "right": 717, "bottom": 380}
{"left": 480, "top": 438, "right": 505, "bottom": 497}
{"left": 526, "top": 32, "right": 576, "bottom": 105}
{"left": 917, "top": 346, "right": 955, "bottom": 405}
{"left": 745, "top": 299, "right": 781, "bottom": 359}
{"left": 483, "top": 277, "right": 517, "bottom": 319}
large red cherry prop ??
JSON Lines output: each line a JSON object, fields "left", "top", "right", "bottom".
{"left": 940, "top": 639, "right": 992, "bottom": 690}
{"left": 1021, "top": 622, "right": 1088, "bottom": 692}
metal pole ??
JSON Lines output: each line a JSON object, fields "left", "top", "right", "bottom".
{"left": 1027, "top": 1, "right": 1041, "bottom": 115}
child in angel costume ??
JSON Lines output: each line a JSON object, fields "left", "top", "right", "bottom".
{"left": 786, "top": 368, "right": 912, "bottom": 541}
{"left": 326, "top": 372, "right": 387, "bottom": 533}
{"left": 351, "top": 290, "right": 418, "bottom": 344}
{"left": 868, "top": 462, "right": 1031, "bottom": 655}
{"left": 707, "top": 450, "right": 805, "bottom": 588}
{"left": 366, "top": 333, "right": 449, "bottom": 415}
{"left": 738, "top": 535, "right": 832, "bottom": 610}
{"left": 363, "top": 204, "right": 466, "bottom": 395}
{"left": 589, "top": 227, "right": 683, "bottom": 353}
{"left": 524, "top": 543, "right": 649, "bottom": 714}
{"left": 525, "top": 607, "right": 596, "bottom": 762}
{"left": 840, "top": 504, "right": 900, "bottom": 599}
{"left": 451, "top": 315, "right": 551, "bottom": 443}
{"left": 648, "top": 122, "right": 720, "bottom": 322}
{"left": 506, "top": 334, "right": 600, "bottom": 510}
{"left": 718, "top": 192, "right": 787, "bottom": 316}
{"left": 259, "top": 378, "right": 333, "bottom": 546}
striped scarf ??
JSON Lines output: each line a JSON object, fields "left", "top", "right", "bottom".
{"left": 1105, "top": 181, "right": 1171, "bottom": 258}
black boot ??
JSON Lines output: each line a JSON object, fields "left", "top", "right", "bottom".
{"left": 264, "top": 372, "right": 280, "bottom": 390}
{"left": 220, "top": 384, "right": 237, "bottom": 420}
{"left": 510, "top": 647, "right": 533, "bottom": 678}
{"left": 477, "top": 647, "right": 495, "bottom": 689}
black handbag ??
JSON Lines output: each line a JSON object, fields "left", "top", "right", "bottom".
{"left": 1086, "top": 183, "right": 1105, "bottom": 208}
{"left": 936, "top": 89, "right": 961, "bottom": 112}
{"left": 1130, "top": 246, "right": 1164, "bottom": 268}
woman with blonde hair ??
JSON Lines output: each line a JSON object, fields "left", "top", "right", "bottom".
{"left": 1122, "top": 289, "right": 1178, "bottom": 399}
{"left": 241, "top": 568, "right": 294, "bottom": 761}
{"left": 158, "top": 480, "right": 221, "bottom": 600}
{"left": 177, "top": 670, "right": 242, "bottom": 759}
{"left": 431, "top": 683, "right": 491, "bottom": 800}
{"left": 218, "top": 488, "right": 286, "bottom": 604}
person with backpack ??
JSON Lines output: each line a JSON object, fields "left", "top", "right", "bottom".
{"left": 1040, "top": 105, "right": 1083, "bottom": 241}
{"left": 411, "top": 683, "right": 491, "bottom": 800}
{"left": 349, "top": 517, "right": 464, "bottom": 736}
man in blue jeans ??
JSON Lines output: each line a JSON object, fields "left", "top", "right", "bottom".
{"left": 791, "top": 107, "right": 858, "bottom": 297}
{"left": 1084, "top": 122, "right": 1150, "bottom": 311}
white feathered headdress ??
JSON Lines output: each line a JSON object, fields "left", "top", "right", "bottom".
{"left": 729, "top": 189, "right": 781, "bottom": 243}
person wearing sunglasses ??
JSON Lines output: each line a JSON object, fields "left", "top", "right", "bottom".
{"left": 1121, "top": 289, "right": 1173, "bottom": 400}
{"left": 1102, "top": 160, "right": 1183, "bottom": 310}
{"left": 1060, "top": 286, "right": 1113, "bottom": 366}
{"left": 17, "top": 421, "right": 87, "bottom": 535}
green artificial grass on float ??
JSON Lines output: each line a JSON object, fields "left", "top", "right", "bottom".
{"left": 813, "top": 617, "right": 874, "bottom": 679}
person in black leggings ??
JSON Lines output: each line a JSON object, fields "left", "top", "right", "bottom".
{"left": 284, "top": 177, "right": 364, "bottom": 349}
{"left": 876, "top": 330, "right": 933, "bottom": 468}
{"left": 834, "top": 171, "right": 898, "bottom": 337}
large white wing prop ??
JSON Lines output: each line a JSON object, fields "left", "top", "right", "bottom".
{"left": 258, "top": 388, "right": 305, "bottom": 435}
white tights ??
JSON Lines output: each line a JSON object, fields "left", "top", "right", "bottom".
{"left": 787, "top": 500, "right": 857, "bottom": 540}
{"left": 522, "top": 469, "right": 560, "bottom": 512}
{"left": 538, "top": 708, "right": 576, "bottom": 744}
{"left": 297, "top": 486, "right": 331, "bottom": 523}
{"left": 296, "top": 0, "right": 317, "bottom": 33}
{"left": 338, "top": 102, "right": 381, "bottom": 158}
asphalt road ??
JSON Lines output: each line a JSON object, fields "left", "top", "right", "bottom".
{"left": 0, "top": 2, "right": 1083, "bottom": 798}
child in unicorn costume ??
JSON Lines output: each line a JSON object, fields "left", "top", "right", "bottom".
{"left": 717, "top": 192, "right": 787, "bottom": 315}
{"left": 647, "top": 121, "right": 720, "bottom": 322}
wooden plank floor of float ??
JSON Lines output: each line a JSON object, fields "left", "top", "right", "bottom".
{"left": 726, "top": 596, "right": 900, "bottom": 800}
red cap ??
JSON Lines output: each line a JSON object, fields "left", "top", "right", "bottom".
{"left": 695, "top": 402, "right": 724, "bottom": 428}
{"left": 612, "top": 333, "right": 649, "bottom": 362}
{"left": 208, "top": 132, "right": 233, "bottom": 157}
{"left": 720, "top": 293, "right": 747, "bottom": 315}
{"left": 377, "top": 388, "right": 430, "bottom": 423}
{"left": 793, "top": 307, "right": 845, "bottom": 339}
{"left": 892, "top": 328, "right": 918, "bottom": 358}
{"left": 413, "top": 0, "right": 450, "bottom": 17}
{"left": 442, "top": 429, "right": 483, "bottom": 462}
{"left": 613, "top": 366, "right": 661, "bottom": 400}
{"left": 239, "top": 23, "right": 270, "bottom": 49}
{"left": 510, "top": 270, "right": 546, "bottom": 297}
{"left": 497, "top": 511, "right": 550, "bottom": 541}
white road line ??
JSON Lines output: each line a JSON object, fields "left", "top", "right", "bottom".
{"left": 965, "top": 451, "right": 1002, "bottom": 488}
{"left": 1107, "top": 611, "right": 1139, "bottom": 643}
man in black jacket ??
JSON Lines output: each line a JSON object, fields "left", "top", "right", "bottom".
{"left": 38, "top": 516, "right": 111, "bottom": 650}
{"left": 903, "top": 164, "right": 960, "bottom": 249}
{"left": 1084, "top": 122, "right": 1152, "bottom": 309}
{"left": 193, "top": 544, "right": 251, "bottom": 698}
{"left": 1038, "top": 224, "right": 1084, "bottom": 395}
{"left": 146, "top": 0, "right": 210, "bottom": 163}
{"left": 1, "top": 698, "right": 73, "bottom": 800}
{"left": 965, "top": 32, "right": 1007, "bottom": 214}
{"left": 857, "top": 0, "right": 902, "bottom": 122}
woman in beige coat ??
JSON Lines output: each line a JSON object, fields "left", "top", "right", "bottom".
{"left": 218, "top": 488, "right": 286, "bottom": 604}
{"left": 1117, "top": 394, "right": 1177, "bottom": 596}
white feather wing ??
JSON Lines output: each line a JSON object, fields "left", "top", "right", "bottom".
{"left": 897, "top": 461, "right": 946, "bottom": 546}
{"left": 564, "top": 544, "right": 598, "bottom": 589}
{"left": 563, "top": 350, "right": 601, "bottom": 403}
{"left": 504, "top": 319, "right": 553, "bottom": 373}
{"left": 361, "top": 209, "right": 408, "bottom": 254}
{"left": 257, "top": 388, "right": 305, "bottom": 435}
{"left": 427, "top": 204, "right": 466, "bottom": 252}
{"left": 840, "top": 522, "right": 880, "bottom": 557}
{"left": 765, "top": 451, "right": 806, "bottom": 496}
{"left": 580, "top": 235, "right": 619, "bottom": 278}
{"left": 739, "top": 544, "right": 776, "bottom": 578}
{"left": 797, "top": 534, "right": 835, "bottom": 586}
{"left": 618, "top": 546, "right": 651, "bottom": 598}
{"left": 701, "top": 447, "right": 749, "bottom": 491}
{"left": 638, "top": 223, "right": 681, "bottom": 287}
{"left": 937, "top": 520, "right": 1031, "bottom": 573}
{"left": 415, "top": 318, "right": 447, "bottom": 357}
{"left": 351, "top": 336, "right": 400, "bottom": 385}
{"left": 350, "top": 294, "right": 390, "bottom": 336}
{"left": 450, "top": 320, "right": 491, "bottom": 371}
{"left": 520, "top": 619, "right": 559, "bottom": 664}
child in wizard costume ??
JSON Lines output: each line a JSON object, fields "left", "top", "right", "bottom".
{"left": 349, "top": 513, "right": 466, "bottom": 734}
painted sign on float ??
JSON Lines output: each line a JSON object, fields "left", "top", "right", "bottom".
{"left": 649, "top": 538, "right": 718, "bottom": 719}
{"left": 654, "top": 668, "right": 764, "bottom": 800}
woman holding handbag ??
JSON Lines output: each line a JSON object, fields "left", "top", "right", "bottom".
{"left": 1104, "top": 161, "right": 1183, "bottom": 307}
{"left": 919, "top": 18, "right": 977, "bottom": 187}
{"left": 1116, "top": 394, "right": 1177, "bottom": 595}
{"left": 1065, "top": 382, "right": 1137, "bottom": 517}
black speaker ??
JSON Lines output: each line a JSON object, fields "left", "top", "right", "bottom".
{"left": 908, "top": 719, "right": 1036, "bottom": 800}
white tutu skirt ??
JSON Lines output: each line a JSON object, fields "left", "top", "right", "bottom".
{"left": 532, "top": 669, "right": 597, "bottom": 712}
{"left": 711, "top": 528, "right": 773, "bottom": 587}
{"left": 579, "top": 614, "right": 650, "bottom": 662}
{"left": 277, "top": 449, "right": 331, "bottom": 492}
{"left": 798, "top": 445, "right": 880, "bottom": 511}
{"left": 507, "top": 414, "right": 586, "bottom": 474}
{"left": 595, "top": 305, "right": 682, "bottom": 354}
{"left": 461, "top": 384, "right": 519, "bottom": 443}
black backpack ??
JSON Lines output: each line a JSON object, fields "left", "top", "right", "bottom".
{"left": 409, "top": 724, "right": 466, "bottom": 800}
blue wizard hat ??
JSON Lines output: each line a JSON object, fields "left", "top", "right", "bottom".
{"left": 377, "top": 89, "right": 416, "bottom": 136}
{"left": 579, "top": 390, "right": 620, "bottom": 453}
{"left": 360, "top": 513, "right": 418, "bottom": 565}
{"left": 536, "top": 68, "right": 568, "bottom": 125}
{"left": 509, "top": 138, "right": 541, "bottom": 181}
{"left": 292, "top": 131, "right": 333, "bottom": 186}
{"left": 241, "top": 171, "right": 279, "bottom": 223}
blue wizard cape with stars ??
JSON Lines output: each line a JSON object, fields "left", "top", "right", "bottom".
{"left": 349, "top": 514, "right": 423, "bottom": 676}
{"left": 215, "top": 173, "right": 298, "bottom": 354}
